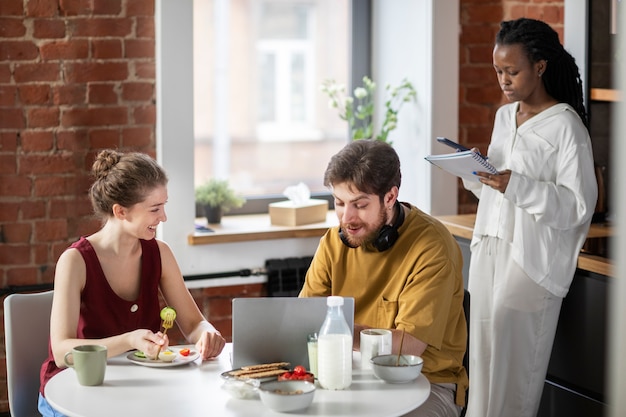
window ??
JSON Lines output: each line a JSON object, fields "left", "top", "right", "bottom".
{"left": 193, "top": 0, "right": 353, "bottom": 203}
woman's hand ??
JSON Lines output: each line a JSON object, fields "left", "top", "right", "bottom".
{"left": 128, "top": 329, "right": 169, "bottom": 359}
{"left": 476, "top": 169, "right": 511, "bottom": 193}
{"left": 195, "top": 331, "right": 226, "bottom": 360}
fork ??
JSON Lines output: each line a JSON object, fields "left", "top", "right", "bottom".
{"left": 155, "top": 310, "right": 176, "bottom": 359}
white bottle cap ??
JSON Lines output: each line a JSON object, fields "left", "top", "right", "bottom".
{"left": 327, "top": 296, "right": 344, "bottom": 307}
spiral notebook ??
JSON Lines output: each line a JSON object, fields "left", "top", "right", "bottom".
{"left": 425, "top": 150, "right": 497, "bottom": 182}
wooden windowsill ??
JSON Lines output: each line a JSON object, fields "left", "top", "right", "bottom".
{"left": 188, "top": 212, "right": 339, "bottom": 245}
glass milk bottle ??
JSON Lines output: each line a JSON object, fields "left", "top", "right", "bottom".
{"left": 317, "top": 296, "right": 352, "bottom": 390}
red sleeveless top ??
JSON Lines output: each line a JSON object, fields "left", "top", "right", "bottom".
{"left": 40, "top": 237, "right": 162, "bottom": 394}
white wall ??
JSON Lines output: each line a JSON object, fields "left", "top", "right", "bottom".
{"left": 155, "top": 0, "right": 460, "bottom": 282}
{"left": 372, "top": 0, "right": 460, "bottom": 214}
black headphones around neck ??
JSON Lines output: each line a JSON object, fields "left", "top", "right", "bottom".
{"left": 339, "top": 201, "right": 405, "bottom": 252}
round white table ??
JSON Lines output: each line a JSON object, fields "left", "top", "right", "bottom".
{"left": 45, "top": 344, "right": 430, "bottom": 417}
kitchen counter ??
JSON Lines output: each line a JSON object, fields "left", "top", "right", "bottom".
{"left": 436, "top": 214, "right": 613, "bottom": 277}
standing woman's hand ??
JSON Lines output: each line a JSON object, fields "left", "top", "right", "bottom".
{"left": 476, "top": 169, "right": 511, "bottom": 193}
{"left": 195, "top": 330, "right": 226, "bottom": 360}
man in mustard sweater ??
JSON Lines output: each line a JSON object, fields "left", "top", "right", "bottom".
{"left": 300, "top": 139, "right": 468, "bottom": 417}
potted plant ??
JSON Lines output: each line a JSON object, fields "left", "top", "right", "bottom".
{"left": 195, "top": 179, "right": 246, "bottom": 224}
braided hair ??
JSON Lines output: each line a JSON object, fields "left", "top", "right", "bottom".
{"left": 496, "top": 18, "right": 588, "bottom": 127}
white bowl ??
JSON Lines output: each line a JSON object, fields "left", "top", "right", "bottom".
{"left": 370, "top": 354, "right": 424, "bottom": 383}
{"left": 258, "top": 380, "right": 315, "bottom": 412}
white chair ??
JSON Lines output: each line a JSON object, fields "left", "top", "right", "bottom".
{"left": 4, "top": 290, "right": 53, "bottom": 417}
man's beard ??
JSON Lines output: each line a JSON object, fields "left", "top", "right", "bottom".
{"left": 340, "top": 205, "right": 389, "bottom": 248}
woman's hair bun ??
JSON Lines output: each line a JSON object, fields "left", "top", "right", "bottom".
{"left": 92, "top": 149, "right": 122, "bottom": 180}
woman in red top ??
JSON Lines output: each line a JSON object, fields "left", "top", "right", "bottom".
{"left": 39, "top": 150, "right": 225, "bottom": 416}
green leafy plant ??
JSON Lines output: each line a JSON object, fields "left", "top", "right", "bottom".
{"left": 321, "top": 76, "right": 417, "bottom": 143}
{"left": 194, "top": 179, "right": 246, "bottom": 212}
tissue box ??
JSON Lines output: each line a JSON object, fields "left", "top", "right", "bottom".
{"left": 269, "top": 199, "right": 329, "bottom": 226}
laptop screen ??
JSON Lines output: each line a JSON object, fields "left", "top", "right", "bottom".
{"left": 231, "top": 296, "right": 355, "bottom": 369}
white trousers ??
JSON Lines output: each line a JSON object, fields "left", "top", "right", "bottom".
{"left": 465, "top": 237, "right": 563, "bottom": 417}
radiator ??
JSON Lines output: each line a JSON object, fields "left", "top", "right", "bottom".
{"left": 265, "top": 256, "right": 313, "bottom": 297}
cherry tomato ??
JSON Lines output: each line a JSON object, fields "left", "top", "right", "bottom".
{"left": 293, "top": 365, "right": 306, "bottom": 376}
{"left": 179, "top": 348, "right": 190, "bottom": 357}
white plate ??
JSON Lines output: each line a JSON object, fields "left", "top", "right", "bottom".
{"left": 127, "top": 346, "right": 200, "bottom": 367}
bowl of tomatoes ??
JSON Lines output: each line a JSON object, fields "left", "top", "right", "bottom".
{"left": 277, "top": 365, "right": 315, "bottom": 383}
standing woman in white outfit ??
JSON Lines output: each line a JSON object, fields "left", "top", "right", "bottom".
{"left": 463, "top": 18, "right": 598, "bottom": 417}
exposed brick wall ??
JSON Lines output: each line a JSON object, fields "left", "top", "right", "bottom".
{"left": 458, "top": 0, "right": 564, "bottom": 214}
{"left": 0, "top": 0, "right": 564, "bottom": 413}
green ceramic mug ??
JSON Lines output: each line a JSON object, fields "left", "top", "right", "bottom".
{"left": 64, "top": 345, "right": 107, "bottom": 386}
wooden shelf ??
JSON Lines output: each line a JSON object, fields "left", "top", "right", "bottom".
{"left": 590, "top": 88, "right": 621, "bottom": 102}
{"left": 436, "top": 214, "right": 613, "bottom": 277}
{"left": 188, "top": 212, "right": 338, "bottom": 245}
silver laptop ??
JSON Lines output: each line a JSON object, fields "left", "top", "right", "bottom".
{"left": 231, "top": 296, "right": 355, "bottom": 369}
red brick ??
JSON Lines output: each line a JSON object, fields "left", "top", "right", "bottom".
{"left": 18, "top": 84, "right": 51, "bottom": 105}
{"left": 132, "top": 105, "right": 155, "bottom": 125}
{"left": 26, "top": 0, "right": 59, "bottom": 17}
{"left": 88, "top": 83, "right": 119, "bottom": 104}
{"left": 18, "top": 154, "right": 76, "bottom": 175}
{"left": 125, "top": 39, "right": 154, "bottom": 58}
{"left": 460, "top": 65, "right": 495, "bottom": 85}
{"left": 89, "top": 128, "right": 121, "bottom": 148}
{"left": 0, "top": 108, "right": 25, "bottom": 129}
{"left": 122, "top": 82, "right": 153, "bottom": 101}
{"left": 467, "top": 45, "right": 496, "bottom": 64}
{"left": 2, "top": 222, "right": 32, "bottom": 243}
{"left": 62, "top": 107, "right": 128, "bottom": 127}
{"left": 0, "top": 0, "right": 24, "bottom": 16}
{"left": 21, "top": 130, "right": 54, "bottom": 151}
{"left": 0, "top": 41, "right": 39, "bottom": 61}
{"left": 134, "top": 61, "right": 155, "bottom": 79}
{"left": 53, "top": 84, "right": 87, "bottom": 105}
{"left": 70, "top": 18, "right": 132, "bottom": 37}
{"left": 0, "top": 245, "right": 30, "bottom": 265}
{"left": 6, "top": 267, "right": 41, "bottom": 286}
{"left": 65, "top": 62, "right": 129, "bottom": 83}
{"left": 0, "top": 18, "right": 27, "bottom": 37}
{"left": 126, "top": 0, "right": 155, "bottom": 17}
{"left": 26, "top": 107, "right": 60, "bottom": 128}
{"left": 50, "top": 199, "right": 77, "bottom": 218}
{"left": 35, "top": 176, "right": 76, "bottom": 197}
{"left": 466, "top": 86, "right": 502, "bottom": 105}
{"left": 92, "top": 39, "right": 123, "bottom": 59}
{"left": 460, "top": 24, "right": 499, "bottom": 44}
{"left": 0, "top": 155, "right": 17, "bottom": 174}
{"left": 40, "top": 39, "right": 89, "bottom": 60}
{"left": 75, "top": 217, "right": 101, "bottom": 237}
{"left": 93, "top": 0, "right": 121, "bottom": 15}
{"left": 0, "top": 132, "right": 18, "bottom": 151}
{"left": 33, "top": 243, "right": 50, "bottom": 264}
{"left": 0, "top": 85, "right": 17, "bottom": 106}
{"left": 35, "top": 219, "right": 68, "bottom": 241}
{"left": 57, "top": 129, "right": 89, "bottom": 150}
{"left": 20, "top": 200, "right": 46, "bottom": 219}
{"left": 59, "top": 0, "right": 93, "bottom": 16}
{"left": 0, "top": 203, "right": 20, "bottom": 222}
{"left": 122, "top": 126, "right": 152, "bottom": 148}
{"left": 467, "top": 4, "right": 504, "bottom": 24}
{"left": 136, "top": 17, "right": 155, "bottom": 38}
{"left": 33, "top": 19, "right": 67, "bottom": 39}
{"left": 0, "top": 64, "right": 11, "bottom": 82}
{"left": 14, "top": 62, "right": 61, "bottom": 82}
{"left": 459, "top": 105, "right": 493, "bottom": 125}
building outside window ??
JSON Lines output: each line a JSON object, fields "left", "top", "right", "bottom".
{"left": 193, "top": 0, "right": 351, "bottom": 200}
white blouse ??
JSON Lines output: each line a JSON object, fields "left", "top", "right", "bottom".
{"left": 464, "top": 102, "right": 598, "bottom": 297}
